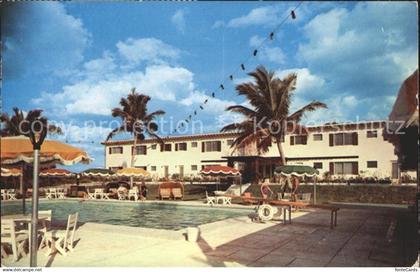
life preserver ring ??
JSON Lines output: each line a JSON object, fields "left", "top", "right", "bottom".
{"left": 258, "top": 204, "right": 275, "bottom": 222}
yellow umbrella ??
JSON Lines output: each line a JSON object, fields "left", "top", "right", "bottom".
{"left": 116, "top": 168, "right": 150, "bottom": 178}
{"left": 1, "top": 136, "right": 91, "bottom": 165}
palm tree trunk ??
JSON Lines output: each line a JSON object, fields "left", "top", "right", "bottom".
{"left": 131, "top": 133, "right": 137, "bottom": 188}
{"left": 276, "top": 140, "right": 286, "bottom": 166}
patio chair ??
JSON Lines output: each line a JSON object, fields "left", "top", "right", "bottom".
{"left": 7, "top": 190, "right": 17, "bottom": 201}
{"left": 1, "top": 220, "right": 29, "bottom": 262}
{"left": 44, "top": 212, "right": 78, "bottom": 256}
{"left": 86, "top": 189, "right": 96, "bottom": 200}
{"left": 205, "top": 191, "right": 216, "bottom": 206}
{"left": 299, "top": 193, "right": 312, "bottom": 204}
{"left": 172, "top": 188, "right": 183, "bottom": 200}
{"left": 1, "top": 189, "right": 8, "bottom": 200}
{"left": 159, "top": 188, "right": 171, "bottom": 200}
{"left": 38, "top": 210, "right": 53, "bottom": 250}
{"left": 117, "top": 190, "right": 127, "bottom": 200}
{"left": 128, "top": 189, "right": 139, "bottom": 201}
{"left": 57, "top": 188, "right": 65, "bottom": 199}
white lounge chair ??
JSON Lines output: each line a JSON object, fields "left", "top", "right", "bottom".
{"left": 160, "top": 188, "right": 171, "bottom": 200}
{"left": 172, "top": 188, "right": 183, "bottom": 200}
{"left": 44, "top": 212, "right": 78, "bottom": 256}
{"left": 117, "top": 190, "right": 127, "bottom": 200}
{"left": 205, "top": 191, "right": 216, "bottom": 206}
{"left": 1, "top": 220, "right": 29, "bottom": 262}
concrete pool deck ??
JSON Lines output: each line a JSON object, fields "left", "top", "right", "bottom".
{"left": 1, "top": 202, "right": 417, "bottom": 267}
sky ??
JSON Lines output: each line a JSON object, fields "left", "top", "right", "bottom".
{"left": 1, "top": 1, "right": 418, "bottom": 171}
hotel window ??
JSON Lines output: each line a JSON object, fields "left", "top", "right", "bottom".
{"left": 330, "top": 162, "right": 358, "bottom": 175}
{"left": 191, "top": 142, "right": 198, "bottom": 148}
{"left": 367, "top": 130, "right": 378, "bottom": 138}
{"left": 313, "top": 134, "right": 323, "bottom": 141}
{"left": 151, "top": 166, "right": 156, "bottom": 171}
{"left": 227, "top": 139, "right": 234, "bottom": 146}
{"left": 132, "top": 145, "right": 147, "bottom": 155}
{"left": 290, "top": 135, "right": 307, "bottom": 145}
{"left": 151, "top": 144, "right": 157, "bottom": 150}
{"left": 191, "top": 165, "right": 198, "bottom": 171}
{"left": 109, "top": 146, "right": 123, "bottom": 154}
{"left": 367, "top": 161, "right": 378, "bottom": 168}
{"left": 202, "top": 141, "right": 222, "bottom": 152}
{"left": 175, "top": 142, "right": 187, "bottom": 151}
{"left": 329, "top": 132, "right": 358, "bottom": 146}
{"left": 109, "top": 166, "right": 123, "bottom": 171}
{"left": 160, "top": 143, "right": 172, "bottom": 152}
{"left": 313, "top": 162, "right": 323, "bottom": 169}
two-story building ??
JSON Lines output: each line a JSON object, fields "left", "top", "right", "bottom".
{"left": 102, "top": 121, "right": 415, "bottom": 182}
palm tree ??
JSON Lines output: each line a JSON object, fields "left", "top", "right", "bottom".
{"left": 106, "top": 88, "right": 165, "bottom": 185}
{"left": 221, "top": 66, "right": 327, "bottom": 166}
{"left": 0, "top": 107, "right": 62, "bottom": 137}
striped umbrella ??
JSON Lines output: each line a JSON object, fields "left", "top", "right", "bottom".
{"left": 200, "top": 165, "right": 241, "bottom": 177}
{"left": 40, "top": 168, "right": 74, "bottom": 177}
{"left": 1, "top": 167, "right": 22, "bottom": 177}
{"left": 81, "top": 168, "right": 114, "bottom": 177}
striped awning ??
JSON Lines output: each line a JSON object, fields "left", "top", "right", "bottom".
{"left": 200, "top": 165, "right": 241, "bottom": 177}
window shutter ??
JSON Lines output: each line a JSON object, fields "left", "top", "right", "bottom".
{"left": 202, "top": 142, "right": 205, "bottom": 152}
{"left": 352, "top": 162, "right": 359, "bottom": 174}
{"left": 160, "top": 144, "right": 163, "bottom": 152}
{"left": 329, "top": 134, "right": 334, "bottom": 146}
{"left": 175, "top": 143, "right": 178, "bottom": 151}
{"left": 290, "top": 136, "right": 294, "bottom": 145}
{"left": 352, "top": 132, "right": 358, "bottom": 145}
{"left": 217, "top": 141, "right": 221, "bottom": 151}
{"left": 109, "top": 147, "right": 112, "bottom": 154}
{"left": 329, "top": 162, "right": 334, "bottom": 174}
{"left": 303, "top": 136, "right": 307, "bottom": 145}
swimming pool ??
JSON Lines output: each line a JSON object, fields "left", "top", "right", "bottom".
{"left": 1, "top": 200, "right": 251, "bottom": 230}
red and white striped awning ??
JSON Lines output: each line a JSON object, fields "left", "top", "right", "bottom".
{"left": 40, "top": 168, "right": 74, "bottom": 177}
{"left": 200, "top": 166, "right": 241, "bottom": 177}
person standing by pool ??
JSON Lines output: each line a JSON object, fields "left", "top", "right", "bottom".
{"left": 260, "top": 178, "right": 273, "bottom": 199}
{"left": 139, "top": 181, "right": 148, "bottom": 200}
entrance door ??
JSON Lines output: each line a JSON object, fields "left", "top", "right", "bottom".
{"left": 164, "top": 166, "right": 169, "bottom": 178}
{"left": 179, "top": 165, "right": 184, "bottom": 179}
{"left": 391, "top": 161, "right": 399, "bottom": 179}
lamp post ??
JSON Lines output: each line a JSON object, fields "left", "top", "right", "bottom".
{"left": 28, "top": 121, "right": 47, "bottom": 267}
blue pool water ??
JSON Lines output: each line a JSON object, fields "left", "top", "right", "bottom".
{"left": 1, "top": 201, "right": 251, "bottom": 230}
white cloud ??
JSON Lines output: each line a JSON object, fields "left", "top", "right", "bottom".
{"left": 250, "top": 35, "right": 286, "bottom": 64}
{"left": 276, "top": 68, "right": 325, "bottom": 96}
{"left": 116, "top": 38, "right": 180, "bottom": 66}
{"left": 179, "top": 91, "right": 236, "bottom": 114}
{"left": 227, "top": 6, "right": 282, "bottom": 28}
{"left": 297, "top": 3, "right": 418, "bottom": 96}
{"left": 171, "top": 9, "right": 187, "bottom": 33}
{"left": 2, "top": 2, "right": 91, "bottom": 79}
{"left": 212, "top": 20, "right": 225, "bottom": 29}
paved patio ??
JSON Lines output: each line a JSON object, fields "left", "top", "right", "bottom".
{"left": 1, "top": 205, "right": 416, "bottom": 267}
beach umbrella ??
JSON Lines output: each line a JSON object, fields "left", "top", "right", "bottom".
{"left": 274, "top": 165, "right": 319, "bottom": 204}
{"left": 200, "top": 165, "right": 242, "bottom": 193}
{"left": 1, "top": 167, "right": 22, "bottom": 177}
{"left": 81, "top": 168, "right": 114, "bottom": 178}
{"left": 115, "top": 168, "right": 150, "bottom": 187}
{"left": 1, "top": 136, "right": 91, "bottom": 266}
{"left": 39, "top": 168, "right": 74, "bottom": 177}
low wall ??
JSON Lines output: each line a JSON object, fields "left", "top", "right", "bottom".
{"left": 243, "top": 184, "right": 417, "bottom": 205}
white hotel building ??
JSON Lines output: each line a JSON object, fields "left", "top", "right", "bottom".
{"left": 102, "top": 121, "right": 414, "bottom": 182}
